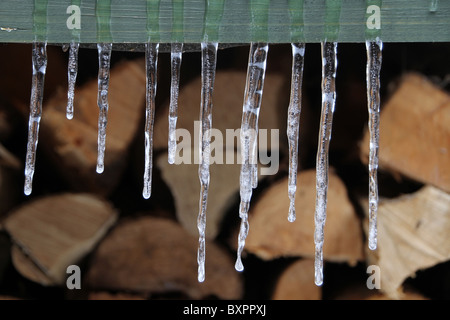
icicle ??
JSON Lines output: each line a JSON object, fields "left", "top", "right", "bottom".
{"left": 366, "top": 38, "right": 383, "bottom": 251}
{"left": 142, "top": 43, "right": 159, "bottom": 199}
{"left": 197, "top": 42, "right": 218, "bottom": 283}
{"left": 24, "top": 41, "right": 47, "bottom": 196}
{"left": 287, "top": 43, "right": 306, "bottom": 223}
{"left": 314, "top": 41, "right": 338, "bottom": 286}
{"left": 96, "top": 43, "right": 112, "bottom": 174}
{"left": 168, "top": 43, "right": 183, "bottom": 164}
{"left": 66, "top": 41, "right": 80, "bottom": 120}
{"left": 235, "top": 43, "right": 269, "bottom": 272}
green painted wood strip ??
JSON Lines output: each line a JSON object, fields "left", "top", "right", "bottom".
{"left": 324, "top": 0, "right": 342, "bottom": 42}
{"left": 96, "top": 0, "right": 112, "bottom": 43}
{"left": 147, "top": 0, "right": 161, "bottom": 42}
{"left": 68, "top": 0, "right": 81, "bottom": 39}
{"left": 0, "top": 0, "right": 449, "bottom": 44}
{"left": 172, "top": 0, "right": 184, "bottom": 42}
{"left": 203, "top": 0, "right": 224, "bottom": 42}
{"left": 250, "top": 0, "right": 269, "bottom": 42}
{"left": 288, "top": 0, "right": 305, "bottom": 43}
{"left": 33, "top": 0, "right": 48, "bottom": 42}
{"left": 366, "top": 0, "right": 382, "bottom": 40}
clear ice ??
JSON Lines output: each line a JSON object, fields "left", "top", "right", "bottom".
{"left": 314, "top": 41, "right": 338, "bottom": 286}
{"left": 287, "top": 43, "right": 306, "bottom": 223}
{"left": 96, "top": 43, "right": 112, "bottom": 174}
{"left": 235, "top": 43, "right": 269, "bottom": 272}
{"left": 366, "top": 38, "right": 383, "bottom": 251}
{"left": 142, "top": 43, "right": 159, "bottom": 199}
{"left": 66, "top": 41, "right": 79, "bottom": 120}
{"left": 168, "top": 43, "right": 183, "bottom": 164}
{"left": 197, "top": 42, "right": 218, "bottom": 282}
{"left": 24, "top": 41, "right": 47, "bottom": 196}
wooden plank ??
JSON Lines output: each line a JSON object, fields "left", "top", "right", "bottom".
{"left": 0, "top": 1, "right": 449, "bottom": 44}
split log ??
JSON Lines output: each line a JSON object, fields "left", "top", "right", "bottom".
{"left": 271, "top": 259, "right": 321, "bottom": 300}
{"left": 361, "top": 73, "right": 450, "bottom": 192}
{"left": 40, "top": 59, "right": 146, "bottom": 195}
{"left": 364, "top": 185, "right": 450, "bottom": 299}
{"left": 153, "top": 70, "right": 290, "bottom": 153}
{"left": 86, "top": 216, "right": 243, "bottom": 300}
{"left": 3, "top": 193, "right": 118, "bottom": 286}
{"left": 156, "top": 150, "right": 241, "bottom": 240}
{"left": 243, "top": 169, "right": 364, "bottom": 265}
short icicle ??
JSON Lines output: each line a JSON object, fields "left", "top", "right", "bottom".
{"left": 142, "top": 43, "right": 159, "bottom": 199}
{"left": 168, "top": 43, "right": 183, "bottom": 164}
{"left": 96, "top": 43, "right": 112, "bottom": 174}
{"left": 66, "top": 40, "right": 80, "bottom": 120}
{"left": 235, "top": 43, "right": 269, "bottom": 272}
{"left": 314, "top": 41, "right": 338, "bottom": 286}
{"left": 366, "top": 38, "right": 383, "bottom": 251}
{"left": 24, "top": 41, "right": 47, "bottom": 196}
{"left": 197, "top": 42, "right": 218, "bottom": 283}
{"left": 287, "top": 43, "right": 306, "bottom": 223}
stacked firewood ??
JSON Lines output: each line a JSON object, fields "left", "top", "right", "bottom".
{"left": 0, "top": 43, "right": 448, "bottom": 300}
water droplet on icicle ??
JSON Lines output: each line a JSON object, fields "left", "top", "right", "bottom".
{"left": 96, "top": 43, "right": 112, "bottom": 174}
{"left": 142, "top": 43, "right": 159, "bottom": 199}
{"left": 287, "top": 43, "right": 305, "bottom": 223}
{"left": 366, "top": 38, "right": 383, "bottom": 251}
{"left": 24, "top": 41, "right": 47, "bottom": 196}
{"left": 314, "top": 41, "right": 338, "bottom": 286}
{"left": 197, "top": 42, "right": 218, "bottom": 283}
{"left": 168, "top": 43, "right": 183, "bottom": 164}
{"left": 66, "top": 41, "right": 80, "bottom": 120}
{"left": 235, "top": 43, "right": 269, "bottom": 272}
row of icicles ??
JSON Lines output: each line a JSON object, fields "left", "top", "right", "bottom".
{"left": 24, "top": 39, "right": 382, "bottom": 286}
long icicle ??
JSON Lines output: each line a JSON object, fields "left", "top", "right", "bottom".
{"left": 142, "top": 43, "right": 159, "bottom": 199}
{"left": 366, "top": 38, "right": 382, "bottom": 251}
{"left": 287, "top": 43, "right": 306, "bottom": 223}
{"left": 24, "top": 41, "right": 47, "bottom": 196}
{"left": 197, "top": 42, "right": 218, "bottom": 283}
{"left": 96, "top": 43, "right": 112, "bottom": 174}
{"left": 168, "top": 42, "right": 183, "bottom": 164}
{"left": 235, "top": 43, "right": 269, "bottom": 272}
{"left": 66, "top": 40, "right": 79, "bottom": 120}
{"left": 314, "top": 41, "right": 338, "bottom": 286}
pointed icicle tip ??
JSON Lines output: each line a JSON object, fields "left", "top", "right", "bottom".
{"left": 96, "top": 164, "right": 104, "bottom": 174}
{"left": 235, "top": 259, "right": 244, "bottom": 272}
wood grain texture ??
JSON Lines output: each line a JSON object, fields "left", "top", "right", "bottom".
{"left": 365, "top": 186, "right": 450, "bottom": 299}
{"left": 361, "top": 73, "right": 450, "bottom": 192}
{"left": 0, "top": 1, "right": 449, "bottom": 44}
{"left": 86, "top": 216, "right": 243, "bottom": 300}
{"left": 243, "top": 169, "right": 364, "bottom": 265}
{"left": 4, "top": 193, "right": 118, "bottom": 285}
